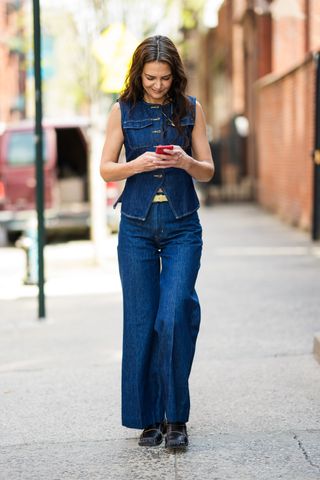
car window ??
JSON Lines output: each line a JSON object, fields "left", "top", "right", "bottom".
{"left": 7, "top": 131, "right": 47, "bottom": 167}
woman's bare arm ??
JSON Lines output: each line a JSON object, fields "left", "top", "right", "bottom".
{"left": 99, "top": 103, "right": 132, "bottom": 182}
{"left": 187, "top": 101, "right": 215, "bottom": 182}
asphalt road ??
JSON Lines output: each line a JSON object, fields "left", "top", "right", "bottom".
{"left": 0, "top": 203, "right": 320, "bottom": 479}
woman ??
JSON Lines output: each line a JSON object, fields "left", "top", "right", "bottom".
{"left": 100, "top": 35, "right": 214, "bottom": 449}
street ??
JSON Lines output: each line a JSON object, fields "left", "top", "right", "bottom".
{"left": 1, "top": 203, "right": 320, "bottom": 480}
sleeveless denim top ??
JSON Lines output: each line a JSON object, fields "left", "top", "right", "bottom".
{"left": 115, "top": 95, "right": 200, "bottom": 221}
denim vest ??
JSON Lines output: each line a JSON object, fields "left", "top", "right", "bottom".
{"left": 115, "top": 95, "right": 200, "bottom": 220}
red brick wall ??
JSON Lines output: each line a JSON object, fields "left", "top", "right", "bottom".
{"left": 231, "top": 22, "right": 245, "bottom": 114}
{"left": 271, "top": 0, "right": 306, "bottom": 75}
{"left": 256, "top": 57, "right": 315, "bottom": 229}
{"left": 256, "top": 13, "right": 272, "bottom": 78}
{"left": 0, "top": 2, "right": 23, "bottom": 123}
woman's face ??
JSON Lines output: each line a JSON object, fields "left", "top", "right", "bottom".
{"left": 141, "top": 61, "right": 173, "bottom": 104}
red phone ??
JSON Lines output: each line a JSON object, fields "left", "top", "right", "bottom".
{"left": 155, "top": 145, "right": 174, "bottom": 155}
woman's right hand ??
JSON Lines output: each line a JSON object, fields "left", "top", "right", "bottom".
{"left": 131, "top": 151, "right": 165, "bottom": 174}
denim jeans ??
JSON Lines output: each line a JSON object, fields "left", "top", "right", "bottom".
{"left": 117, "top": 202, "right": 202, "bottom": 429}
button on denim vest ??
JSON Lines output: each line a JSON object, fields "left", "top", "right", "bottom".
{"left": 115, "top": 95, "right": 200, "bottom": 221}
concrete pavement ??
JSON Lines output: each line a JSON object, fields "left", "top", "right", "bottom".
{"left": 0, "top": 203, "right": 320, "bottom": 479}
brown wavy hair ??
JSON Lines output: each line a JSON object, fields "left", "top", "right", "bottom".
{"left": 119, "top": 35, "right": 193, "bottom": 129}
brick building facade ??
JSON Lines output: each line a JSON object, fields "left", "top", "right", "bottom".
{"left": 0, "top": 0, "right": 26, "bottom": 123}
{"left": 255, "top": 0, "right": 320, "bottom": 232}
{"left": 256, "top": 56, "right": 316, "bottom": 229}
{"left": 204, "top": 0, "right": 320, "bottom": 234}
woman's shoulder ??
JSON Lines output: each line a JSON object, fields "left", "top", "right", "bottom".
{"left": 186, "top": 95, "right": 203, "bottom": 106}
{"left": 186, "top": 96, "right": 204, "bottom": 114}
{"left": 117, "top": 98, "right": 141, "bottom": 114}
{"left": 116, "top": 98, "right": 132, "bottom": 122}
{"left": 111, "top": 101, "right": 121, "bottom": 111}
{"left": 106, "top": 102, "right": 122, "bottom": 129}
{"left": 116, "top": 98, "right": 148, "bottom": 125}
{"left": 108, "top": 101, "right": 121, "bottom": 118}
{"left": 187, "top": 94, "right": 196, "bottom": 104}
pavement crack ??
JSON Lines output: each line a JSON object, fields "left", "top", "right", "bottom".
{"left": 293, "top": 432, "right": 320, "bottom": 471}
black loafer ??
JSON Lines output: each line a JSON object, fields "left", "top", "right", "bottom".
{"left": 138, "top": 422, "right": 166, "bottom": 447}
{"left": 165, "top": 422, "right": 188, "bottom": 448}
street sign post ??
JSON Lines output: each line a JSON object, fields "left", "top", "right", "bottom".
{"left": 32, "top": 0, "right": 46, "bottom": 319}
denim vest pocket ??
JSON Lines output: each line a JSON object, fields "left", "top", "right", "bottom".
{"left": 122, "top": 119, "right": 154, "bottom": 149}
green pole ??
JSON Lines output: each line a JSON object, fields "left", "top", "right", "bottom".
{"left": 32, "top": 0, "right": 46, "bottom": 319}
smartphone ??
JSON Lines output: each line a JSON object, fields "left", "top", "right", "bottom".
{"left": 155, "top": 145, "right": 174, "bottom": 155}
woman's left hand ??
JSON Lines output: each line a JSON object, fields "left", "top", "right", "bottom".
{"left": 154, "top": 145, "right": 191, "bottom": 170}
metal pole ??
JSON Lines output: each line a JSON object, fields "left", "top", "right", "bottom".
{"left": 32, "top": 0, "right": 46, "bottom": 318}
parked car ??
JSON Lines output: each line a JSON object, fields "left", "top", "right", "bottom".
{"left": 0, "top": 119, "right": 120, "bottom": 245}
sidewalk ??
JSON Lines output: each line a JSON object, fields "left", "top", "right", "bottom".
{"left": 1, "top": 203, "right": 320, "bottom": 480}
{"left": 0, "top": 235, "right": 121, "bottom": 301}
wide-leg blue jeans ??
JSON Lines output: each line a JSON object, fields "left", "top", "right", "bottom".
{"left": 117, "top": 202, "right": 202, "bottom": 429}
